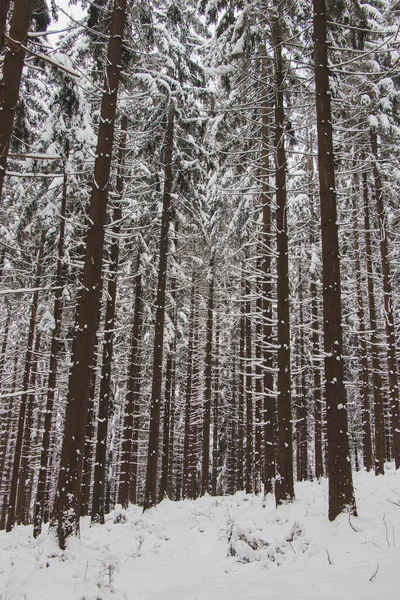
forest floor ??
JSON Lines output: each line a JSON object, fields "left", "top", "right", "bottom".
{"left": 1, "top": 467, "right": 400, "bottom": 600}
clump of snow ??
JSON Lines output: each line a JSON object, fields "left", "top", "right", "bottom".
{"left": 1, "top": 469, "right": 400, "bottom": 599}
{"left": 368, "top": 114, "right": 379, "bottom": 130}
{"left": 38, "top": 310, "right": 56, "bottom": 334}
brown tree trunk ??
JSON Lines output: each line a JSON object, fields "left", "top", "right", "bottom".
{"left": 79, "top": 357, "right": 97, "bottom": 516}
{"left": 254, "top": 275, "right": 263, "bottom": 494}
{"left": 6, "top": 231, "right": 45, "bottom": 531}
{"left": 0, "top": 352, "right": 18, "bottom": 529}
{"left": 273, "top": 21, "right": 294, "bottom": 506}
{"left": 118, "top": 258, "right": 143, "bottom": 508}
{"left": 91, "top": 116, "right": 127, "bottom": 524}
{"left": 182, "top": 279, "right": 197, "bottom": 500}
{"left": 51, "top": 0, "right": 127, "bottom": 548}
{"left": 308, "top": 152, "right": 324, "bottom": 480}
{"left": 0, "top": 307, "right": 10, "bottom": 389}
{"left": 211, "top": 318, "right": 220, "bottom": 496}
{"left": 296, "top": 270, "right": 308, "bottom": 482}
{"left": 313, "top": 0, "right": 356, "bottom": 520}
{"left": 0, "top": 0, "right": 34, "bottom": 201}
{"left": 245, "top": 277, "right": 253, "bottom": 495}
{"left": 201, "top": 260, "right": 214, "bottom": 496}
{"left": 159, "top": 328, "right": 176, "bottom": 501}
{"left": 370, "top": 129, "right": 400, "bottom": 468}
{"left": 261, "top": 58, "right": 276, "bottom": 494}
{"left": 16, "top": 330, "right": 41, "bottom": 524}
{"left": 159, "top": 221, "right": 179, "bottom": 501}
{"left": 228, "top": 352, "right": 237, "bottom": 494}
{"left": 143, "top": 103, "right": 174, "bottom": 511}
{"left": 351, "top": 189, "right": 373, "bottom": 471}
{"left": 362, "top": 172, "right": 385, "bottom": 475}
{"left": 237, "top": 282, "right": 245, "bottom": 490}
{"left": 33, "top": 169, "right": 68, "bottom": 538}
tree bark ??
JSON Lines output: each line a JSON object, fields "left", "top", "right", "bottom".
{"left": 370, "top": 129, "right": 400, "bottom": 468}
{"left": 182, "top": 279, "right": 197, "bottom": 500}
{"left": 273, "top": 21, "right": 294, "bottom": 506}
{"left": 254, "top": 275, "right": 263, "bottom": 494}
{"left": 33, "top": 169, "right": 68, "bottom": 537}
{"left": 229, "top": 352, "right": 238, "bottom": 494}
{"left": 143, "top": 103, "right": 175, "bottom": 511}
{"left": 0, "top": 352, "right": 18, "bottom": 529}
{"left": 201, "top": 259, "right": 214, "bottom": 496}
{"left": 16, "top": 330, "right": 41, "bottom": 524}
{"left": 118, "top": 256, "right": 143, "bottom": 508}
{"left": 351, "top": 188, "right": 373, "bottom": 471}
{"left": 79, "top": 355, "right": 98, "bottom": 516}
{"left": 313, "top": 0, "right": 356, "bottom": 520}
{"left": 261, "top": 57, "right": 276, "bottom": 494}
{"left": 0, "top": 307, "right": 10, "bottom": 390}
{"left": 50, "top": 0, "right": 127, "bottom": 548}
{"left": 91, "top": 116, "right": 127, "bottom": 524}
{"left": 362, "top": 172, "right": 385, "bottom": 475}
{"left": 296, "top": 269, "right": 308, "bottom": 482}
{"left": 308, "top": 152, "right": 324, "bottom": 480}
{"left": 159, "top": 221, "right": 179, "bottom": 501}
{"left": 6, "top": 231, "right": 45, "bottom": 531}
{"left": 211, "top": 318, "right": 220, "bottom": 496}
{"left": 237, "top": 281, "right": 245, "bottom": 490}
{"left": 245, "top": 277, "right": 253, "bottom": 494}
{"left": 0, "top": 0, "right": 34, "bottom": 201}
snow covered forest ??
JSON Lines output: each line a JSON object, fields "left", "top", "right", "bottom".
{"left": 1, "top": 0, "right": 400, "bottom": 595}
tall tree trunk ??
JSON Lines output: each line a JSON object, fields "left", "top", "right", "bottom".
{"left": 296, "top": 271, "right": 308, "bottom": 482}
{"left": 16, "top": 330, "right": 41, "bottom": 524}
{"left": 0, "top": 352, "right": 18, "bottom": 529}
{"left": 308, "top": 151, "right": 324, "bottom": 480}
{"left": 118, "top": 257, "right": 143, "bottom": 508}
{"left": 183, "top": 279, "right": 197, "bottom": 500}
{"left": 0, "top": 0, "right": 34, "bottom": 201}
{"left": 273, "top": 21, "right": 294, "bottom": 506}
{"left": 313, "top": 0, "right": 356, "bottom": 520}
{"left": 362, "top": 172, "right": 385, "bottom": 475}
{"left": 159, "top": 327, "right": 176, "bottom": 501}
{"left": 143, "top": 103, "right": 174, "bottom": 511}
{"left": 201, "top": 260, "right": 214, "bottom": 496}
{"left": 370, "top": 129, "right": 400, "bottom": 468}
{"left": 228, "top": 352, "right": 237, "bottom": 494}
{"left": 245, "top": 277, "right": 253, "bottom": 494}
{"left": 33, "top": 169, "right": 68, "bottom": 538}
{"left": 261, "top": 57, "right": 275, "bottom": 494}
{"left": 80, "top": 356, "right": 98, "bottom": 516}
{"left": 211, "top": 318, "right": 220, "bottom": 496}
{"left": 91, "top": 116, "right": 127, "bottom": 524}
{"left": 6, "top": 231, "right": 45, "bottom": 531}
{"left": 237, "top": 282, "right": 245, "bottom": 490}
{"left": 0, "top": 352, "right": 18, "bottom": 517}
{"left": 254, "top": 275, "right": 263, "bottom": 494}
{"left": 0, "top": 307, "right": 10, "bottom": 390}
{"left": 159, "top": 220, "right": 178, "bottom": 501}
{"left": 51, "top": 0, "right": 127, "bottom": 549}
{"left": 143, "top": 102, "right": 174, "bottom": 510}
{"left": 351, "top": 189, "right": 373, "bottom": 471}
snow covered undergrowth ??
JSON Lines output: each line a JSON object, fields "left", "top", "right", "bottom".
{"left": 1, "top": 468, "right": 400, "bottom": 600}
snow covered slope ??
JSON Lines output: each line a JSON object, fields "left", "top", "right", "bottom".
{"left": 1, "top": 468, "right": 400, "bottom": 600}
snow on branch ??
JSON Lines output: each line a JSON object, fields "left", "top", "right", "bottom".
{"left": 5, "top": 35, "right": 80, "bottom": 78}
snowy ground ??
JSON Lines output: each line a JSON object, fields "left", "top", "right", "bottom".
{"left": 1, "top": 468, "right": 400, "bottom": 600}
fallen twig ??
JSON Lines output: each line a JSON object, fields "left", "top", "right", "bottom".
{"left": 369, "top": 564, "right": 379, "bottom": 582}
{"left": 348, "top": 513, "right": 357, "bottom": 532}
